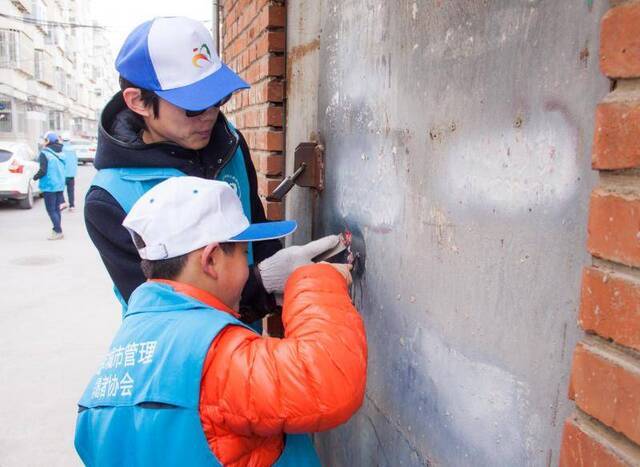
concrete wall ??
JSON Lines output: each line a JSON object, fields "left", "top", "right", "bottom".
{"left": 286, "top": 1, "right": 610, "bottom": 465}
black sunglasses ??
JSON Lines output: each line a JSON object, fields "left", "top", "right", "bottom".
{"left": 185, "top": 94, "right": 232, "bottom": 118}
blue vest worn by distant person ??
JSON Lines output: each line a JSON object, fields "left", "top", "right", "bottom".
{"left": 38, "top": 147, "right": 66, "bottom": 192}
{"left": 91, "top": 126, "right": 254, "bottom": 310}
{"left": 61, "top": 144, "right": 78, "bottom": 178}
{"left": 74, "top": 281, "right": 320, "bottom": 467}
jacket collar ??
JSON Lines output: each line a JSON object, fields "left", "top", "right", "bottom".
{"left": 143, "top": 279, "right": 240, "bottom": 319}
{"left": 44, "top": 142, "right": 63, "bottom": 153}
{"left": 94, "top": 92, "right": 239, "bottom": 174}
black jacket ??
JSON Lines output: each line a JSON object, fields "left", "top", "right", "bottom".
{"left": 84, "top": 93, "right": 281, "bottom": 322}
{"left": 33, "top": 142, "right": 63, "bottom": 180}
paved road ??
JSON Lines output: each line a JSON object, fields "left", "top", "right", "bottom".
{"left": 0, "top": 165, "right": 120, "bottom": 466}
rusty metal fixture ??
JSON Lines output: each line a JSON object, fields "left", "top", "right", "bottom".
{"left": 266, "top": 142, "right": 325, "bottom": 202}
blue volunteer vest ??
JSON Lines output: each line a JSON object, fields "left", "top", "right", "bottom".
{"left": 74, "top": 281, "right": 320, "bottom": 467}
{"left": 91, "top": 127, "right": 255, "bottom": 314}
{"left": 61, "top": 144, "right": 78, "bottom": 178}
{"left": 38, "top": 147, "right": 66, "bottom": 192}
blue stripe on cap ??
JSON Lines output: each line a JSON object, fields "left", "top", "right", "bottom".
{"left": 115, "top": 19, "right": 161, "bottom": 90}
{"left": 155, "top": 63, "right": 249, "bottom": 111}
{"left": 230, "top": 221, "right": 297, "bottom": 242}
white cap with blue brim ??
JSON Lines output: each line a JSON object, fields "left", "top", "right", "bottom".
{"left": 115, "top": 16, "right": 249, "bottom": 111}
{"left": 123, "top": 177, "right": 296, "bottom": 261}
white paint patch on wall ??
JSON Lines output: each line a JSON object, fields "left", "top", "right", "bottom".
{"left": 443, "top": 107, "right": 580, "bottom": 213}
{"left": 418, "top": 327, "right": 536, "bottom": 463}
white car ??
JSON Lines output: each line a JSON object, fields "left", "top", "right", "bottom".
{"left": 0, "top": 141, "right": 41, "bottom": 209}
{"left": 70, "top": 139, "right": 97, "bottom": 164}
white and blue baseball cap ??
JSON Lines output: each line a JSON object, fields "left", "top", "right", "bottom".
{"left": 44, "top": 131, "right": 59, "bottom": 143}
{"left": 123, "top": 177, "right": 296, "bottom": 260}
{"left": 116, "top": 17, "right": 249, "bottom": 111}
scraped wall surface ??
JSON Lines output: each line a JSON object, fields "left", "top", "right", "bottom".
{"left": 285, "top": 1, "right": 610, "bottom": 465}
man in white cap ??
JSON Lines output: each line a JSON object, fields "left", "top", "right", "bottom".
{"left": 74, "top": 177, "right": 367, "bottom": 466}
{"left": 84, "top": 17, "right": 339, "bottom": 327}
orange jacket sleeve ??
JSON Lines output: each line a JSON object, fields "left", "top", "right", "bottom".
{"left": 200, "top": 263, "right": 367, "bottom": 438}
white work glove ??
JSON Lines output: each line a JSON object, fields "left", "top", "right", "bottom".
{"left": 258, "top": 235, "right": 341, "bottom": 293}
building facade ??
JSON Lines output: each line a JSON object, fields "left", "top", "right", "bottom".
{"left": 0, "top": 0, "right": 114, "bottom": 151}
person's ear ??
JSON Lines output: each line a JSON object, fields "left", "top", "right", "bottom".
{"left": 122, "top": 88, "right": 153, "bottom": 118}
{"left": 201, "top": 243, "right": 220, "bottom": 280}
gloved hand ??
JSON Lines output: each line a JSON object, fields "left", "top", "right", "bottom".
{"left": 258, "top": 235, "right": 341, "bottom": 293}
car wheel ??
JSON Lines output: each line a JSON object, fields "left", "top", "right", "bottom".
{"left": 18, "top": 185, "right": 34, "bottom": 209}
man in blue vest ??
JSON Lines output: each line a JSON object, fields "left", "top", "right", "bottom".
{"left": 33, "top": 131, "right": 66, "bottom": 240}
{"left": 84, "top": 16, "right": 339, "bottom": 325}
{"left": 75, "top": 177, "right": 367, "bottom": 466}
{"left": 60, "top": 134, "right": 78, "bottom": 212}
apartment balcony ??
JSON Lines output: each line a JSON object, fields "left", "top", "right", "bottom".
{"left": 10, "top": 0, "right": 31, "bottom": 13}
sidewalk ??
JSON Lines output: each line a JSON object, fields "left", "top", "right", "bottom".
{"left": 0, "top": 165, "right": 121, "bottom": 466}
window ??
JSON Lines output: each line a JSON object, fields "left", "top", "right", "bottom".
{"left": 0, "top": 29, "right": 34, "bottom": 74}
{"left": 31, "top": 0, "right": 45, "bottom": 22}
{"left": 31, "top": 0, "right": 47, "bottom": 33}
{"left": 0, "top": 150, "right": 12, "bottom": 162}
{"left": 14, "top": 100, "right": 26, "bottom": 133}
{"left": 34, "top": 49, "right": 53, "bottom": 85}
{"left": 48, "top": 110, "right": 63, "bottom": 131}
{"left": 17, "top": 32, "right": 33, "bottom": 75}
{"left": 0, "top": 30, "right": 19, "bottom": 68}
{"left": 34, "top": 49, "right": 43, "bottom": 79}
{"left": 54, "top": 67, "right": 66, "bottom": 92}
{"left": 0, "top": 99, "right": 13, "bottom": 132}
{"left": 67, "top": 75, "right": 77, "bottom": 100}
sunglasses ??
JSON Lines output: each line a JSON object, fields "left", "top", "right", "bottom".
{"left": 184, "top": 94, "right": 232, "bottom": 118}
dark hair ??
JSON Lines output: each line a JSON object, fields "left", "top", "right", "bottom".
{"left": 140, "top": 255, "right": 189, "bottom": 280}
{"left": 119, "top": 76, "right": 160, "bottom": 120}
{"left": 132, "top": 232, "right": 237, "bottom": 280}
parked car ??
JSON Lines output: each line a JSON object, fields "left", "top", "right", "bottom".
{"left": 69, "top": 139, "right": 97, "bottom": 164}
{"left": 0, "top": 141, "right": 41, "bottom": 209}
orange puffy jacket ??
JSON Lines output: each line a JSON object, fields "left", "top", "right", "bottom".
{"left": 183, "top": 263, "right": 367, "bottom": 466}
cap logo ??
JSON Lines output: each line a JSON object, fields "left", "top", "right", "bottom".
{"left": 192, "top": 43, "right": 212, "bottom": 68}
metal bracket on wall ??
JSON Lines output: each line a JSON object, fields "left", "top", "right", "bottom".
{"left": 266, "top": 142, "right": 325, "bottom": 202}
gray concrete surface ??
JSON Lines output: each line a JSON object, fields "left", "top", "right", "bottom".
{"left": 0, "top": 165, "right": 120, "bottom": 466}
{"left": 287, "top": 1, "right": 610, "bottom": 465}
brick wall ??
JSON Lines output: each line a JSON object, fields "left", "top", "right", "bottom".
{"left": 560, "top": 2, "right": 640, "bottom": 465}
{"left": 220, "top": 0, "right": 286, "bottom": 220}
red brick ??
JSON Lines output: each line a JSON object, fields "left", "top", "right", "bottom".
{"left": 241, "top": 128, "right": 256, "bottom": 148}
{"left": 580, "top": 267, "right": 640, "bottom": 351}
{"left": 246, "top": 108, "right": 257, "bottom": 128}
{"left": 256, "top": 31, "right": 286, "bottom": 57}
{"left": 266, "top": 105, "right": 283, "bottom": 127}
{"left": 560, "top": 413, "right": 639, "bottom": 467}
{"left": 248, "top": 43, "right": 257, "bottom": 64}
{"left": 266, "top": 55, "right": 285, "bottom": 76}
{"left": 259, "top": 152, "right": 284, "bottom": 175}
{"left": 257, "top": 4, "right": 286, "bottom": 29}
{"left": 262, "top": 198, "right": 283, "bottom": 220}
{"left": 587, "top": 189, "right": 640, "bottom": 268}
{"left": 570, "top": 340, "right": 640, "bottom": 445}
{"left": 244, "top": 60, "right": 260, "bottom": 84}
{"left": 257, "top": 173, "right": 282, "bottom": 197}
{"left": 265, "top": 80, "right": 284, "bottom": 102}
{"left": 593, "top": 100, "right": 640, "bottom": 170}
{"left": 601, "top": 2, "right": 640, "bottom": 78}
{"left": 255, "top": 130, "right": 283, "bottom": 151}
